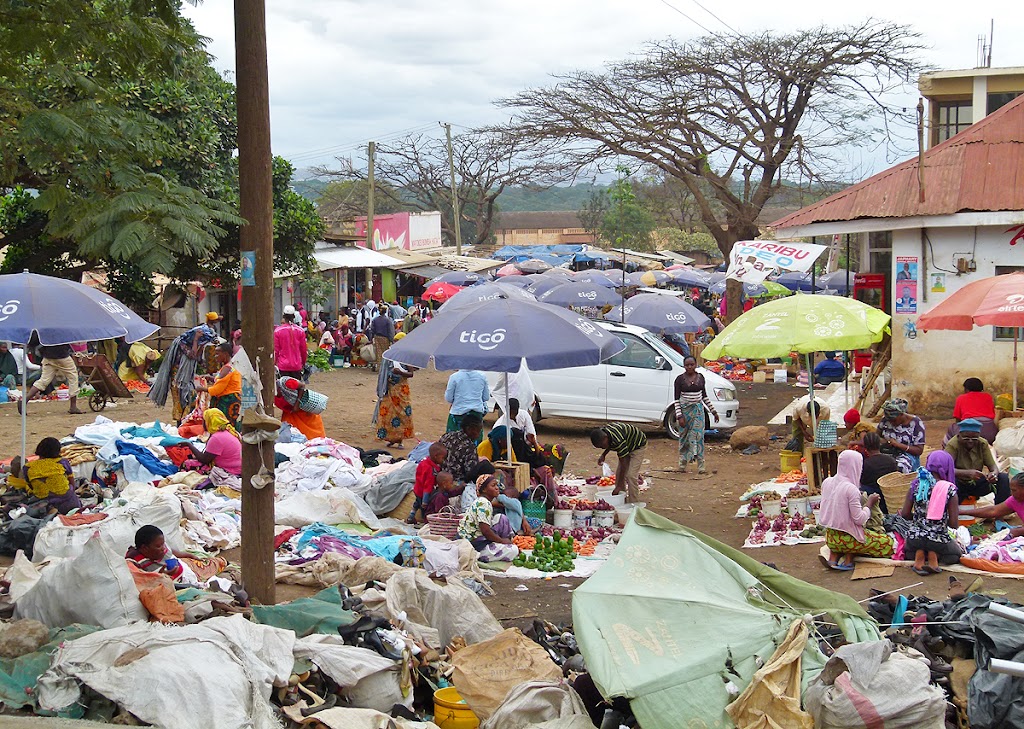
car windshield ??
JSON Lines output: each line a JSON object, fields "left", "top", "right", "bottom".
{"left": 636, "top": 330, "right": 688, "bottom": 368}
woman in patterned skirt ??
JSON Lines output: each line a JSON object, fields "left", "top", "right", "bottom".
{"left": 374, "top": 359, "right": 415, "bottom": 449}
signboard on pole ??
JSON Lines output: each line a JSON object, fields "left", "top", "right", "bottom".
{"left": 354, "top": 212, "right": 442, "bottom": 251}
{"left": 726, "top": 240, "right": 827, "bottom": 284}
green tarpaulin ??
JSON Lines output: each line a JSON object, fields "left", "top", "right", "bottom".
{"left": 251, "top": 587, "right": 357, "bottom": 638}
{"left": 0, "top": 623, "right": 99, "bottom": 713}
{"left": 572, "top": 509, "right": 879, "bottom": 729}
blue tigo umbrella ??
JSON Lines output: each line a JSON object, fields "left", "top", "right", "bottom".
{"left": 539, "top": 282, "right": 620, "bottom": 308}
{"left": 0, "top": 272, "right": 159, "bottom": 345}
{"left": 440, "top": 282, "right": 535, "bottom": 311}
{"left": 772, "top": 271, "right": 820, "bottom": 292}
{"left": 526, "top": 277, "right": 566, "bottom": 298}
{"left": 668, "top": 269, "right": 712, "bottom": 289}
{"left": 383, "top": 297, "right": 625, "bottom": 372}
{"left": 617, "top": 293, "right": 711, "bottom": 334}
{"left": 709, "top": 280, "right": 767, "bottom": 298}
{"left": 428, "top": 271, "right": 489, "bottom": 287}
{"left": 574, "top": 271, "right": 619, "bottom": 287}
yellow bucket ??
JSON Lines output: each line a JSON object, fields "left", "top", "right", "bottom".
{"left": 433, "top": 686, "right": 479, "bottom": 729}
{"left": 780, "top": 450, "right": 802, "bottom": 472}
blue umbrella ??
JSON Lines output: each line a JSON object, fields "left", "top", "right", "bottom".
{"left": 428, "top": 271, "right": 489, "bottom": 287}
{"left": 494, "top": 277, "right": 533, "bottom": 289}
{"left": 668, "top": 269, "right": 712, "bottom": 289}
{"left": 709, "top": 280, "right": 766, "bottom": 298}
{"left": 816, "top": 269, "right": 852, "bottom": 294}
{"left": 0, "top": 272, "right": 160, "bottom": 464}
{"left": 526, "top": 277, "right": 566, "bottom": 297}
{"left": 574, "top": 271, "right": 619, "bottom": 288}
{"left": 773, "top": 271, "right": 820, "bottom": 292}
{"left": 539, "top": 282, "right": 620, "bottom": 308}
{"left": 440, "top": 282, "right": 535, "bottom": 311}
{"left": 616, "top": 293, "right": 711, "bottom": 334}
{"left": 705, "top": 271, "right": 726, "bottom": 284}
{"left": 540, "top": 266, "right": 574, "bottom": 278}
{"left": 601, "top": 269, "right": 631, "bottom": 287}
{"left": 383, "top": 297, "right": 626, "bottom": 459}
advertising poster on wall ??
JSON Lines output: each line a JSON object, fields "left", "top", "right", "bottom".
{"left": 894, "top": 256, "right": 918, "bottom": 313}
{"left": 930, "top": 272, "right": 946, "bottom": 293}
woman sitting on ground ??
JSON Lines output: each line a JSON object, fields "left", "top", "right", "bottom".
{"left": 183, "top": 408, "right": 242, "bottom": 488}
{"left": 195, "top": 342, "right": 242, "bottom": 429}
{"left": 438, "top": 413, "right": 494, "bottom": 487}
{"left": 859, "top": 432, "right": 899, "bottom": 514}
{"left": 457, "top": 474, "right": 519, "bottom": 562}
{"left": 945, "top": 377, "right": 997, "bottom": 445}
{"left": 960, "top": 473, "right": 1024, "bottom": 537}
{"left": 898, "top": 450, "right": 961, "bottom": 575}
{"left": 818, "top": 450, "right": 894, "bottom": 570}
{"left": 877, "top": 398, "right": 925, "bottom": 473}
{"left": 9, "top": 438, "right": 83, "bottom": 514}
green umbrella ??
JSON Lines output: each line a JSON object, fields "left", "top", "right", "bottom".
{"left": 753, "top": 281, "right": 793, "bottom": 298}
{"left": 702, "top": 294, "right": 890, "bottom": 432}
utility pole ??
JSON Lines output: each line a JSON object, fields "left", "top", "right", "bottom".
{"left": 444, "top": 123, "right": 463, "bottom": 255}
{"left": 365, "top": 141, "right": 375, "bottom": 297}
{"left": 234, "top": 0, "right": 275, "bottom": 604}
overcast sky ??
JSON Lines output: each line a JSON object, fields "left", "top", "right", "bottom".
{"left": 184, "top": 0, "right": 1022, "bottom": 180}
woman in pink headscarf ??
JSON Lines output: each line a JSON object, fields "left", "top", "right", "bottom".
{"left": 818, "top": 450, "right": 895, "bottom": 570}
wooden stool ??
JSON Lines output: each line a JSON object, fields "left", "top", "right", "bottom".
{"left": 804, "top": 445, "right": 843, "bottom": 490}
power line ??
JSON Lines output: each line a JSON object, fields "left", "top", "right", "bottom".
{"left": 285, "top": 123, "right": 439, "bottom": 163}
{"left": 655, "top": 0, "right": 714, "bottom": 35}
{"left": 684, "top": 0, "right": 738, "bottom": 34}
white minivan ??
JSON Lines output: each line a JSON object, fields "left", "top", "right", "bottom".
{"left": 488, "top": 321, "right": 739, "bottom": 438}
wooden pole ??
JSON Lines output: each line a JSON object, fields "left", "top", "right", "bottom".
{"left": 366, "top": 141, "right": 375, "bottom": 249}
{"left": 444, "top": 123, "right": 463, "bottom": 255}
{"left": 235, "top": 0, "right": 276, "bottom": 605}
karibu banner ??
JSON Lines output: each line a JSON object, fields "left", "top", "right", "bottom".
{"left": 726, "top": 240, "right": 827, "bottom": 284}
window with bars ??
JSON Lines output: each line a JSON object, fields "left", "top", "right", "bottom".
{"left": 935, "top": 101, "right": 973, "bottom": 144}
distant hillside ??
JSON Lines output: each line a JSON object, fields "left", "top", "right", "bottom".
{"left": 292, "top": 178, "right": 328, "bottom": 202}
{"left": 496, "top": 184, "right": 607, "bottom": 211}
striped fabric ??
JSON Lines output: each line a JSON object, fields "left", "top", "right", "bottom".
{"left": 604, "top": 422, "right": 647, "bottom": 458}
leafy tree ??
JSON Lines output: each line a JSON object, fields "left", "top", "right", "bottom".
{"left": 602, "top": 167, "right": 655, "bottom": 252}
{"left": 0, "top": 2, "right": 322, "bottom": 291}
{"left": 0, "top": 0, "right": 242, "bottom": 275}
{"left": 578, "top": 188, "right": 610, "bottom": 242}
{"left": 654, "top": 228, "right": 721, "bottom": 258}
{"left": 498, "top": 21, "right": 923, "bottom": 317}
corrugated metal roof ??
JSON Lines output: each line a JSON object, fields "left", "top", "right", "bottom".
{"left": 396, "top": 264, "right": 451, "bottom": 280}
{"left": 772, "top": 94, "right": 1024, "bottom": 230}
{"left": 313, "top": 247, "right": 404, "bottom": 271}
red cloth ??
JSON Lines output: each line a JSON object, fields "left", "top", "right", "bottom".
{"left": 164, "top": 444, "right": 193, "bottom": 467}
{"left": 58, "top": 512, "right": 107, "bottom": 527}
{"left": 414, "top": 458, "right": 441, "bottom": 498}
{"left": 953, "top": 391, "right": 996, "bottom": 421}
{"left": 274, "top": 528, "right": 299, "bottom": 550}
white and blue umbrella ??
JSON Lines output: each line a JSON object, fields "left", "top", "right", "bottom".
{"left": 490, "top": 276, "right": 533, "bottom": 290}
{"left": 526, "top": 277, "right": 566, "bottom": 298}
{"left": 772, "top": 271, "right": 820, "bottom": 292}
{"left": 669, "top": 269, "right": 712, "bottom": 289}
{"left": 612, "top": 293, "right": 711, "bottom": 335}
{"left": 440, "top": 282, "right": 535, "bottom": 311}
{"left": 539, "top": 282, "right": 620, "bottom": 309}
{"left": 574, "top": 271, "right": 619, "bottom": 288}
{"left": 383, "top": 297, "right": 626, "bottom": 460}
{"left": 709, "top": 280, "right": 766, "bottom": 298}
{"left": 816, "top": 269, "right": 852, "bottom": 294}
{"left": 0, "top": 272, "right": 160, "bottom": 463}
{"left": 428, "top": 271, "right": 489, "bottom": 287}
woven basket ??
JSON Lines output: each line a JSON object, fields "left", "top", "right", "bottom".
{"left": 878, "top": 471, "right": 917, "bottom": 508}
{"left": 523, "top": 486, "right": 548, "bottom": 522}
{"left": 427, "top": 506, "right": 461, "bottom": 540}
{"left": 298, "top": 388, "right": 329, "bottom": 414}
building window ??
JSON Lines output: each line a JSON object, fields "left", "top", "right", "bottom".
{"left": 935, "top": 101, "right": 973, "bottom": 144}
{"left": 868, "top": 231, "right": 892, "bottom": 276}
{"left": 994, "top": 265, "right": 1024, "bottom": 341}
{"left": 988, "top": 92, "right": 1022, "bottom": 115}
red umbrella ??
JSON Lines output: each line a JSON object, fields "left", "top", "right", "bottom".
{"left": 422, "top": 281, "right": 464, "bottom": 303}
{"left": 918, "top": 271, "right": 1024, "bottom": 408}
{"left": 495, "top": 263, "right": 522, "bottom": 277}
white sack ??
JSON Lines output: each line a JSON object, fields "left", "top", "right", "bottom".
{"left": 995, "top": 425, "right": 1024, "bottom": 458}
{"left": 481, "top": 680, "right": 590, "bottom": 729}
{"left": 384, "top": 569, "right": 502, "bottom": 650}
{"left": 33, "top": 482, "right": 184, "bottom": 563}
{"left": 293, "top": 635, "right": 396, "bottom": 687}
{"left": 292, "top": 707, "right": 438, "bottom": 729}
{"left": 37, "top": 615, "right": 294, "bottom": 729}
{"left": 14, "top": 536, "right": 146, "bottom": 629}
{"left": 275, "top": 487, "right": 380, "bottom": 529}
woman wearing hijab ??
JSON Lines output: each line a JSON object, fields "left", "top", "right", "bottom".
{"left": 817, "top": 450, "right": 894, "bottom": 570}
{"left": 877, "top": 398, "right": 925, "bottom": 473}
{"left": 899, "top": 450, "right": 961, "bottom": 575}
{"left": 183, "top": 408, "right": 242, "bottom": 488}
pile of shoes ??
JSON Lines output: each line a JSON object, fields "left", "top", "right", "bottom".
{"left": 336, "top": 584, "right": 407, "bottom": 661}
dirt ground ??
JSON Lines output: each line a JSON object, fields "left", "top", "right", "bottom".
{"left": 6, "top": 364, "right": 1024, "bottom": 629}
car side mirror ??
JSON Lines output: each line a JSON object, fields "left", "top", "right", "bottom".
{"left": 653, "top": 356, "right": 667, "bottom": 370}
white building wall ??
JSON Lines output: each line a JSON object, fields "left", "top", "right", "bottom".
{"left": 891, "top": 224, "right": 1024, "bottom": 412}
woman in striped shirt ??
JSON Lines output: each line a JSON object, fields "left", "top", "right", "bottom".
{"left": 674, "top": 356, "right": 717, "bottom": 474}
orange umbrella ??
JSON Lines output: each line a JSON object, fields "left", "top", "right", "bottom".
{"left": 918, "top": 271, "right": 1024, "bottom": 408}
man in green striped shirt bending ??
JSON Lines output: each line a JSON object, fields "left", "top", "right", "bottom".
{"left": 590, "top": 423, "right": 648, "bottom": 504}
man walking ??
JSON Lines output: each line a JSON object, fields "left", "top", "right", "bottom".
{"left": 368, "top": 310, "right": 395, "bottom": 372}
{"left": 274, "top": 305, "right": 308, "bottom": 380}
{"left": 19, "top": 340, "right": 84, "bottom": 414}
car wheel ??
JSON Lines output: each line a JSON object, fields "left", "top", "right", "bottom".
{"left": 664, "top": 410, "right": 683, "bottom": 440}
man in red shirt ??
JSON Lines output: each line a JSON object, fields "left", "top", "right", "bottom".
{"left": 274, "top": 305, "right": 308, "bottom": 379}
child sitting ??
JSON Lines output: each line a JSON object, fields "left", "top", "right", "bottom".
{"left": 125, "top": 525, "right": 197, "bottom": 583}
{"left": 19, "top": 438, "right": 82, "bottom": 515}
{"left": 408, "top": 442, "right": 447, "bottom": 524}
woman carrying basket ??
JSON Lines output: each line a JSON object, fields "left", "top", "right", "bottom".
{"left": 275, "top": 376, "right": 327, "bottom": 440}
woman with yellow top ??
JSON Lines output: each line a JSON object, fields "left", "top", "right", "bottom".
{"left": 117, "top": 342, "right": 159, "bottom": 382}
{"left": 11, "top": 438, "right": 82, "bottom": 514}
{"left": 195, "top": 342, "right": 242, "bottom": 428}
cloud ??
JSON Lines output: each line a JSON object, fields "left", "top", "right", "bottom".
{"left": 185, "top": 0, "right": 1022, "bottom": 176}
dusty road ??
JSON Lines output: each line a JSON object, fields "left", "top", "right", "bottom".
{"left": 5, "top": 363, "right": 1022, "bottom": 626}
